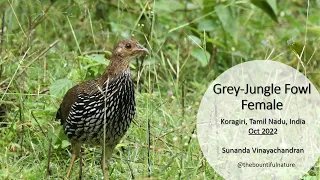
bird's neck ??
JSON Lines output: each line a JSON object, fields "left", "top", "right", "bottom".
{"left": 100, "top": 54, "right": 130, "bottom": 82}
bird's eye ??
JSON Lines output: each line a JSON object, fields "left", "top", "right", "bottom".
{"left": 125, "top": 43, "right": 132, "bottom": 49}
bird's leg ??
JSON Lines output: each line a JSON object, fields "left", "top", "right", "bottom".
{"left": 66, "top": 143, "right": 81, "bottom": 179}
{"left": 66, "top": 153, "right": 76, "bottom": 179}
{"left": 101, "top": 146, "right": 113, "bottom": 180}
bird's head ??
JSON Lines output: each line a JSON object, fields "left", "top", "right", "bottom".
{"left": 104, "top": 39, "right": 149, "bottom": 77}
{"left": 112, "top": 39, "right": 149, "bottom": 61}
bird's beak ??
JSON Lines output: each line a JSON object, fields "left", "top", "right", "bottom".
{"left": 135, "top": 43, "right": 149, "bottom": 54}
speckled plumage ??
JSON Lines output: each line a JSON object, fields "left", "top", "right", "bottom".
{"left": 55, "top": 39, "right": 148, "bottom": 180}
{"left": 60, "top": 69, "right": 135, "bottom": 146}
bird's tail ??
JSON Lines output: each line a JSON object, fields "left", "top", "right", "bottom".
{"left": 56, "top": 107, "right": 65, "bottom": 126}
{"left": 56, "top": 107, "right": 62, "bottom": 120}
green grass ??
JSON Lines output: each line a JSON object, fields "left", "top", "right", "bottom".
{"left": 0, "top": 0, "right": 320, "bottom": 179}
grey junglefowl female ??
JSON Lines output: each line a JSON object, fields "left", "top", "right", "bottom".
{"left": 55, "top": 39, "right": 149, "bottom": 179}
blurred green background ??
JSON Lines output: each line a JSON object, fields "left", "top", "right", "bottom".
{"left": 0, "top": 0, "right": 319, "bottom": 179}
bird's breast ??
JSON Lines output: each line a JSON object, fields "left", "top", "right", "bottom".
{"left": 63, "top": 71, "right": 136, "bottom": 146}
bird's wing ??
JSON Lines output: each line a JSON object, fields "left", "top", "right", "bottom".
{"left": 62, "top": 87, "right": 122, "bottom": 141}
{"left": 55, "top": 78, "right": 100, "bottom": 122}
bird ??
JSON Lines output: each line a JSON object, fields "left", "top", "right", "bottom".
{"left": 55, "top": 39, "right": 149, "bottom": 179}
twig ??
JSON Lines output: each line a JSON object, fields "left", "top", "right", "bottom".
{"left": 179, "top": 80, "right": 185, "bottom": 179}
{"left": 31, "top": 110, "right": 53, "bottom": 175}
{"left": 31, "top": 111, "right": 47, "bottom": 137}
{"left": 126, "top": 160, "right": 135, "bottom": 179}
{"left": 79, "top": 149, "right": 83, "bottom": 180}
{"left": 0, "top": 48, "right": 29, "bottom": 103}
{"left": 47, "top": 137, "right": 52, "bottom": 175}
{"left": 0, "top": 64, "right": 2, "bottom": 80}
{"left": 209, "top": 44, "right": 217, "bottom": 68}
{"left": 18, "top": 40, "right": 59, "bottom": 78}
{"left": 19, "top": 103, "right": 24, "bottom": 157}
{"left": 81, "top": 49, "right": 108, "bottom": 55}
{"left": 9, "top": 0, "right": 26, "bottom": 38}
{"left": 181, "top": 80, "right": 185, "bottom": 118}
{"left": 136, "top": 0, "right": 153, "bottom": 93}
{"left": 0, "top": 11, "right": 5, "bottom": 55}
{"left": 155, "top": 123, "right": 190, "bottom": 140}
{"left": 67, "top": 16, "right": 82, "bottom": 54}
{"left": 29, "top": 2, "right": 54, "bottom": 31}
{"left": 187, "top": 126, "right": 196, "bottom": 145}
{"left": 147, "top": 118, "right": 151, "bottom": 177}
{"left": 0, "top": 40, "right": 59, "bottom": 85}
{"left": 24, "top": 1, "right": 54, "bottom": 59}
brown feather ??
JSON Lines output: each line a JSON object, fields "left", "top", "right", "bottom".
{"left": 57, "top": 39, "right": 148, "bottom": 122}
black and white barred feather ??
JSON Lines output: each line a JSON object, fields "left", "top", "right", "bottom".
{"left": 60, "top": 69, "right": 135, "bottom": 146}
